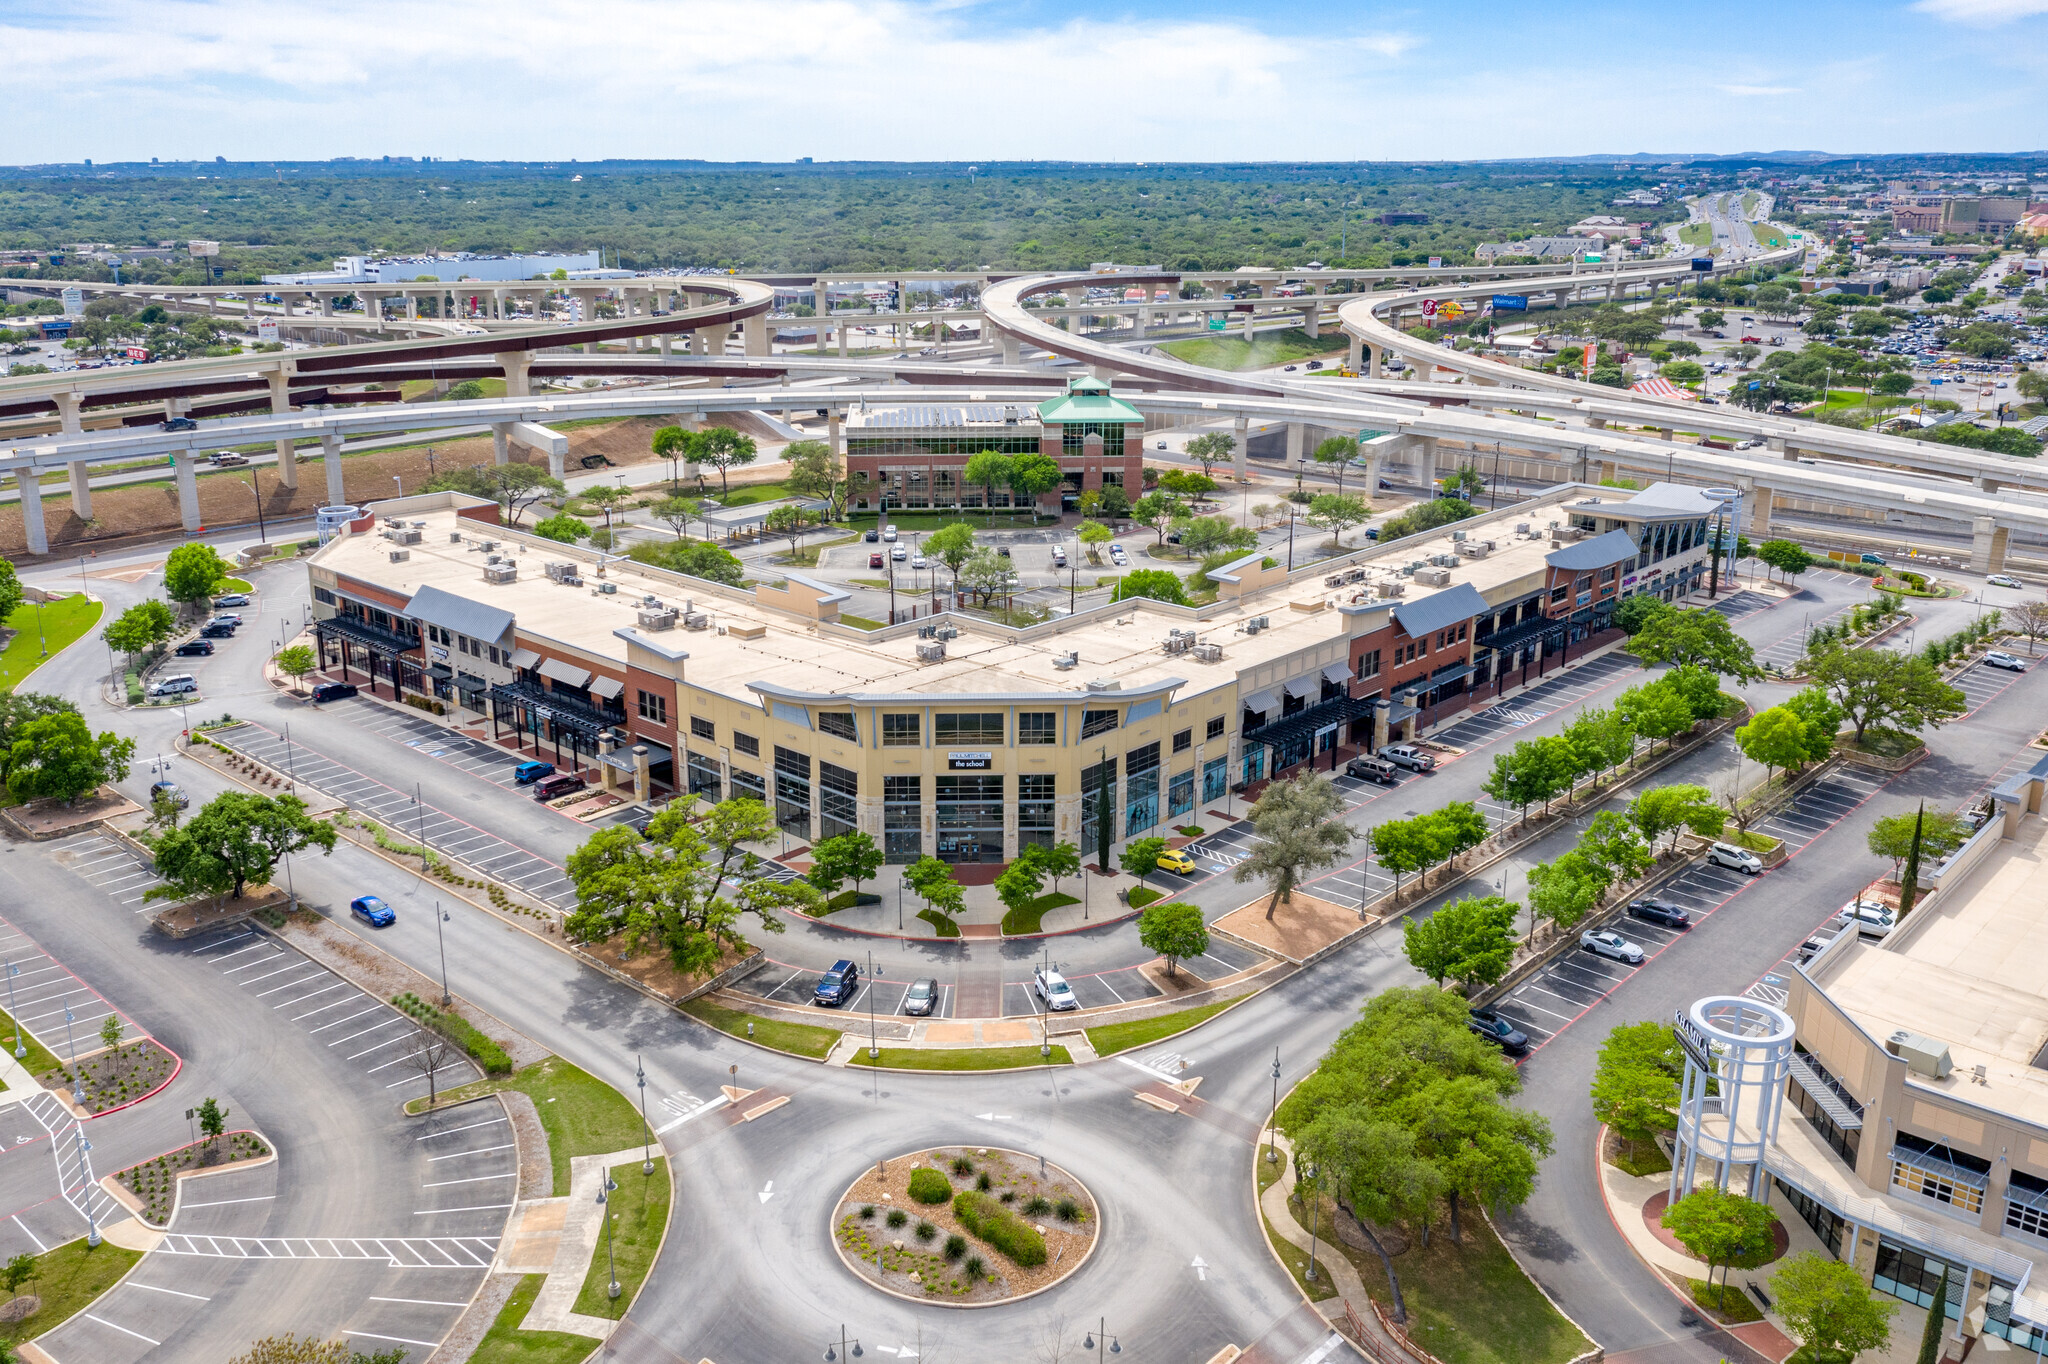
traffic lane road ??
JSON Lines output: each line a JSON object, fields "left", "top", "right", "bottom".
{"left": 1500, "top": 722, "right": 2039, "bottom": 1356}
{"left": 3, "top": 837, "right": 500, "bottom": 1362}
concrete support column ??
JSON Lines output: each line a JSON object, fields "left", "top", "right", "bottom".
{"left": 1000, "top": 332, "right": 1021, "bottom": 366}
{"left": 826, "top": 407, "right": 843, "bottom": 457}
{"left": 491, "top": 289, "right": 506, "bottom": 319}
{"left": 403, "top": 292, "right": 417, "bottom": 321}
{"left": 68, "top": 461, "right": 93, "bottom": 520}
{"left": 1747, "top": 488, "right": 1774, "bottom": 537}
{"left": 1132, "top": 308, "right": 1147, "bottom": 339}
{"left": 491, "top": 423, "right": 512, "bottom": 466}
{"left": 15, "top": 470, "right": 48, "bottom": 555}
{"left": 1972, "top": 517, "right": 2010, "bottom": 574}
{"left": 1304, "top": 305, "right": 1320, "bottom": 339}
{"left": 1286, "top": 422, "right": 1306, "bottom": 469}
{"left": 692, "top": 326, "right": 715, "bottom": 357}
{"left": 267, "top": 369, "right": 300, "bottom": 490}
{"left": 659, "top": 331, "right": 672, "bottom": 357}
{"left": 547, "top": 445, "right": 566, "bottom": 481}
{"left": 172, "top": 450, "right": 201, "bottom": 532}
{"left": 1241, "top": 309, "right": 1255, "bottom": 341}
{"left": 1414, "top": 435, "right": 1440, "bottom": 489}
{"left": 633, "top": 746, "right": 651, "bottom": 804}
{"left": 598, "top": 736, "right": 618, "bottom": 794}
{"left": 1975, "top": 474, "right": 2002, "bottom": 493}
{"left": 497, "top": 351, "right": 533, "bottom": 398}
{"left": 1598, "top": 460, "right": 1618, "bottom": 483}
{"left": 1658, "top": 427, "right": 1675, "bottom": 443}
{"left": 838, "top": 324, "right": 849, "bottom": 359}
{"left": 1232, "top": 413, "right": 1249, "bottom": 483}
{"left": 1367, "top": 342, "right": 1382, "bottom": 379}
{"left": 53, "top": 391, "right": 83, "bottom": 435}
{"left": 322, "top": 433, "right": 346, "bottom": 505}
{"left": 1587, "top": 417, "right": 1608, "bottom": 430}
{"left": 743, "top": 313, "right": 767, "bottom": 356}
{"left": 1371, "top": 705, "right": 1390, "bottom": 753}
{"left": 1347, "top": 334, "right": 1364, "bottom": 374}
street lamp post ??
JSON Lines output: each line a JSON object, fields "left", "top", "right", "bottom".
{"left": 1085, "top": 1321, "right": 1122, "bottom": 1361}
{"left": 866, "top": 950, "right": 878, "bottom": 1060}
{"left": 823, "top": 1326, "right": 863, "bottom": 1360}
{"left": 1302, "top": 1160, "right": 1323, "bottom": 1282}
{"left": 1266, "top": 1046, "right": 1281, "bottom": 1162}
{"left": 635, "top": 1054, "right": 655, "bottom": 1175}
{"left": 74, "top": 1127, "right": 100, "bottom": 1247}
{"left": 5, "top": 962, "right": 24, "bottom": 1058}
{"left": 434, "top": 902, "right": 452, "bottom": 1007}
{"left": 237, "top": 476, "right": 267, "bottom": 545}
{"left": 33, "top": 598, "right": 46, "bottom": 658}
{"left": 595, "top": 1182, "right": 620, "bottom": 1300}
{"left": 62, "top": 1007, "right": 84, "bottom": 1105}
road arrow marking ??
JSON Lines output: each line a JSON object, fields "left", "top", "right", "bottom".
{"left": 758, "top": 1181, "right": 775, "bottom": 1204}
{"left": 975, "top": 1113, "right": 1013, "bottom": 1122}
{"left": 1191, "top": 1255, "right": 1208, "bottom": 1281}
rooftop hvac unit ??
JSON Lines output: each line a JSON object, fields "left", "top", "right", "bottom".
{"left": 392, "top": 527, "right": 422, "bottom": 546}
{"left": 410, "top": 520, "right": 426, "bottom": 529}
{"left": 1194, "top": 642, "right": 1224, "bottom": 663}
{"left": 1377, "top": 581, "right": 1406, "bottom": 598}
{"left": 595, "top": 582, "right": 618, "bottom": 595}
{"left": 1086, "top": 678, "right": 1123, "bottom": 692}
{"left": 485, "top": 554, "right": 502, "bottom": 565}
{"left": 637, "top": 608, "right": 677, "bottom": 631}
{"left": 916, "top": 641, "right": 947, "bottom": 663}
{"left": 935, "top": 625, "right": 959, "bottom": 641}
{"left": 1450, "top": 530, "right": 1467, "bottom": 542}
{"left": 682, "top": 612, "right": 709, "bottom": 630}
{"left": 483, "top": 563, "right": 518, "bottom": 584}
{"left": 1516, "top": 523, "right": 1531, "bottom": 536}
{"left": 1887, "top": 1030, "right": 1953, "bottom": 1080}
{"left": 1414, "top": 567, "right": 1451, "bottom": 587}
{"left": 1344, "top": 568, "right": 1366, "bottom": 584}
{"left": 1254, "top": 617, "right": 1269, "bottom": 630}
{"left": 918, "top": 625, "right": 934, "bottom": 639}
{"left": 388, "top": 549, "right": 411, "bottom": 563}
{"left": 450, "top": 531, "right": 464, "bottom": 544}
{"left": 1459, "top": 542, "right": 1491, "bottom": 560}
{"left": 1052, "top": 652, "right": 1080, "bottom": 670}
{"left": 1244, "top": 619, "right": 1263, "bottom": 635}
{"left": 479, "top": 540, "right": 497, "bottom": 552}
{"left": 1163, "top": 634, "right": 1193, "bottom": 655}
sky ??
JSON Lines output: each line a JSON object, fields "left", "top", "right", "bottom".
{"left": 6, "top": 0, "right": 2048, "bottom": 165}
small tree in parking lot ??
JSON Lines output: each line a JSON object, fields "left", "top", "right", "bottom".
{"left": 405, "top": 1028, "right": 456, "bottom": 1107}
{"left": 1138, "top": 901, "right": 1209, "bottom": 978}
{"left": 1120, "top": 836, "right": 1169, "bottom": 892}
{"left": 808, "top": 831, "right": 884, "bottom": 906}
{"left": 274, "top": 644, "right": 317, "bottom": 694}
{"left": 197, "top": 1096, "right": 227, "bottom": 1145}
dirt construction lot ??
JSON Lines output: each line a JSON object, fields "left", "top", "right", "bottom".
{"left": 0, "top": 415, "right": 673, "bottom": 558}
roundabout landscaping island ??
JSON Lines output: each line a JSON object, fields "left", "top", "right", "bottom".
{"left": 831, "top": 1147, "right": 1099, "bottom": 1306}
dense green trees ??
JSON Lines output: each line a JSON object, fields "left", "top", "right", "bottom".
{"left": 421, "top": 462, "right": 567, "bottom": 525}
{"left": 1111, "top": 569, "right": 1190, "bottom": 606}
{"left": 1402, "top": 895, "right": 1518, "bottom": 992}
{"left": 5, "top": 711, "right": 133, "bottom": 805}
{"left": 625, "top": 537, "right": 745, "bottom": 585}
{"left": 1771, "top": 1252, "right": 1896, "bottom": 1364}
{"left": 1662, "top": 1187, "right": 1782, "bottom": 1313}
{"left": 162, "top": 542, "right": 230, "bottom": 608}
{"left": 1138, "top": 901, "right": 1209, "bottom": 978}
{"left": 1234, "top": 772, "right": 1354, "bottom": 918}
{"left": 149, "top": 792, "right": 337, "bottom": 903}
{"left": 1370, "top": 802, "right": 1489, "bottom": 901}
{"left": 1279, "top": 987, "right": 1553, "bottom": 1320}
{"left": 1590, "top": 1020, "right": 1684, "bottom": 1165}
{"left": 103, "top": 598, "right": 177, "bottom": 663}
{"left": 565, "top": 796, "right": 810, "bottom": 975}
{"left": 1625, "top": 606, "right": 1762, "bottom": 681}
{"left": 1804, "top": 645, "right": 1966, "bottom": 743}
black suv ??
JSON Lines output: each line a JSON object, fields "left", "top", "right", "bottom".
{"left": 1625, "top": 898, "right": 1691, "bottom": 928}
{"left": 175, "top": 640, "right": 215, "bottom": 657}
{"left": 310, "top": 681, "right": 357, "bottom": 702}
{"left": 813, "top": 959, "right": 860, "bottom": 1007}
{"left": 1468, "top": 1007, "right": 1530, "bottom": 1056}
{"left": 199, "top": 622, "right": 236, "bottom": 639}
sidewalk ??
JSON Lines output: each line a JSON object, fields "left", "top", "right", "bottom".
{"left": 1261, "top": 1131, "right": 1421, "bottom": 1359}
{"left": 494, "top": 1145, "right": 653, "bottom": 1340}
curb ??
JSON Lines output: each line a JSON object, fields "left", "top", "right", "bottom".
{"left": 105, "top": 1127, "right": 280, "bottom": 1232}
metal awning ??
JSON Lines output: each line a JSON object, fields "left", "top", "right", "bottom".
{"left": 1427, "top": 663, "right": 1474, "bottom": 688}
{"left": 427, "top": 663, "right": 454, "bottom": 679}
{"left": 508, "top": 647, "right": 540, "bottom": 670}
{"left": 1244, "top": 695, "right": 1376, "bottom": 755}
{"left": 1241, "top": 689, "right": 1279, "bottom": 716}
{"left": 598, "top": 737, "right": 673, "bottom": 773}
{"left": 588, "top": 676, "right": 625, "bottom": 701}
{"left": 536, "top": 657, "right": 592, "bottom": 688}
{"left": 1787, "top": 1053, "right": 1864, "bottom": 1130}
{"left": 1383, "top": 700, "right": 1420, "bottom": 724}
{"left": 1891, "top": 1141, "right": 1990, "bottom": 1190}
{"left": 318, "top": 613, "right": 418, "bottom": 654}
{"left": 1480, "top": 614, "right": 1565, "bottom": 654}
{"left": 1322, "top": 662, "right": 1352, "bottom": 685}
{"left": 455, "top": 672, "right": 486, "bottom": 692}
{"left": 1283, "top": 676, "right": 1319, "bottom": 700}
{"left": 2007, "top": 1177, "right": 2048, "bottom": 1215}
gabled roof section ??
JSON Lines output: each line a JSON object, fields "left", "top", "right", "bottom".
{"left": 1544, "top": 528, "right": 1641, "bottom": 571}
{"left": 1037, "top": 375, "right": 1143, "bottom": 426}
{"left": 1619, "top": 481, "right": 1726, "bottom": 516}
{"left": 404, "top": 583, "right": 515, "bottom": 645}
{"left": 1392, "top": 581, "right": 1490, "bottom": 640}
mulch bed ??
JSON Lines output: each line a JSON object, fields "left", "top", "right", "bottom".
{"left": 833, "top": 1146, "right": 1097, "bottom": 1305}
{"left": 44, "top": 1038, "right": 176, "bottom": 1115}
{"left": 115, "top": 1131, "right": 271, "bottom": 1226}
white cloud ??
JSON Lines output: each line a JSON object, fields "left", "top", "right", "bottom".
{"left": 1911, "top": 0, "right": 2048, "bottom": 22}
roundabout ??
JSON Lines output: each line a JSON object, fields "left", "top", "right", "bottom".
{"left": 830, "top": 1147, "right": 1100, "bottom": 1306}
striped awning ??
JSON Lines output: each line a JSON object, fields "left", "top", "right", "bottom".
{"left": 1630, "top": 376, "right": 1702, "bottom": 403}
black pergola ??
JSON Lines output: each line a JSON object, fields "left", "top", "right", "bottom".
{"left": 488, "top": 679, "right": 625, "bottom": 771}
{"left": 1244, "top": 694, "right": 1379, "bottom": 774}
{"left": 315, "top": 615, "right": 421, "bottom": 699}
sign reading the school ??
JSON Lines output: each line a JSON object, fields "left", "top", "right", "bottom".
{"left": 947, "top": 752, "right": 994, "bottom": 770}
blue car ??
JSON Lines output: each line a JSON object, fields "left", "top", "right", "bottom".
{"left": 350, "top": 895, "right": 396, "bottom": 928}
{"left": 513, "top": 761, "right": 556, "bottom": 785}
{"left": 813, "top": 959, "right": 860, "bottom": 1007}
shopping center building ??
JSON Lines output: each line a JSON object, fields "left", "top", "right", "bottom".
{"left": 1670, "top": 756, "right": 2048, "bottom": 1358}
{"left": 302, "top": 475, "right": 1721, "bottom": 870}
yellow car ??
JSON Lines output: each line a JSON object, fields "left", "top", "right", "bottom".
{"left": 1155, "top": 848, "right": 1197, "bottom": 876}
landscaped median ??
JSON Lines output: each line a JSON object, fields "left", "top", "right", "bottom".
{"left": 0, "top": 1236, "right": 144, "bottom": 1357}
{"left": 847, "top": 1045, "right": 1074, "bottom": 1071}
{"left": 407, "top": 1056, "right": 650, "bottom": 1197}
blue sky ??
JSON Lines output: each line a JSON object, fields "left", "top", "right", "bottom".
{"left": 5, "top": 0, "right": 2046, "bottom": 163}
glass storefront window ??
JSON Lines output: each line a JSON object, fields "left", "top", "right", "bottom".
{"left": 1241, "top": 749, "right": 1264, "bottom": 786}
{"left": 1080, "top": 758, "right": 1117, "bottom": 856}
{"left": 819, "top": 761, "right": 857, "bottom": 841}
{"left": 686, "top": 751, "right": 722, "bottom": 803}
{"left": 1203, "top": 757, "right": 1228, "bottom": 803}
{"left": 1018, "top": 774, "right": 1055, "bottom": 853}
{"left": 731, "top": 769, "right": 766, "bottom": 806}
{"left": 1873, "top": 1241, "right": 1960, "bottom": 1315}
{"left": 773, "top": 746, "right": 811, "bottom": 836}
{"left": 1125, "top": 742, "right": 1160, "bottom": 838}
{"left": 936, "top": 774, "right": 1004, "bottom": 863}
{"left": 884, "top": 775, "right": 920, "bottom": 864}
{"left": 1168, "top": 770, "right": 1195, "bottom": 819}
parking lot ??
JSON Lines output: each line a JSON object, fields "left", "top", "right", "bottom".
{"left": 1753, "top": 603, "right": 1852, "bottom": 672}
{"left": 54, "top": 832, "right": 167, "bottom": 914}
{"left": 1426, "top": 651, "right": 1639, "bottom": 752}
{"left": 1490, "top": 761, "right": 1894, "bottom": 1054}
{"left": 1950, "top": 658, "right": 2027, "bottom": 717}
{"left": 731, "top": 933, "right": 1267, "bottom": 1020}
{"left": 213, "top": 721, "right": 581, "bottom": 909}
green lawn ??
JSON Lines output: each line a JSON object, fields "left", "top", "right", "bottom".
{"left": 1000, "top": 891, "right": 1078, "bottom": 935}
{"left": 573, "top": 1159, "right": 670, "bottom": 1318}
{"left": 0, "top": 1005, "right": 65, "bottom": 1077}
{"left": 848, "top": 1045, "right": 1072, "bottom": 1071}
{"left": 471, "top": 1273, "right": 604, "bottom": 1364}
{"left": 1258, "top": 1144, "right": 1337, "bottom": 1304}
{"left": 679, "top": 996, "right": 841, "bottom": 1059}
{"left": 1158, "top": 327, "right": 1350, "bottom": 373}
{"left": 1087, "top": 996, "right": 1249, "bottom": 1057}
{"left": 0, "top": 1236, "right": 144, "bottom": 1350}
{"left": 917, "top": 908, "right": 961, "bottom": 938}
{"left": 1, "top": 594, "right": 105, "bottom": 692}
{"left": 838, "top": 615, "right": 885, "bottom": 631}
{"left": 1678, "top": 221, "right": 1711, "bottom": 249}
{"left": 1324, "top": 1190, "right": 1593, "bottom": 1364}
{"left": 419, "top": 1057, "right": 649, "bottom": 1197}
{"left": 217, "top": 577, "right": 253, "bottom": 595}
{"left": 1125, "top": 887, "right": 1165, "bottom": 909}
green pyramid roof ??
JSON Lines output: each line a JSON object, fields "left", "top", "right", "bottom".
{"left": 1036, "top": 375, "right": 1143, "bottom": 426}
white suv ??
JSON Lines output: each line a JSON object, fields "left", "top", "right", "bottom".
{"left": 1033, "top": 966, "right": 1078, "bottom": 1012}
{"left": 146, "top": 674, "right": 198, "bottom": 698}
{"left": 1705, "top": 842, "right": 1763, "bottom": 874}
{"left": 1836, "top": 900, "right": 1896, "bottom": 938}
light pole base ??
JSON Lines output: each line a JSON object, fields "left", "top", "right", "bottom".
{"left": 642, "top": 1160, "right": 654, "bottom": 1175}
{"left": 608, "top": 1281, "right": 621, "bottom": 1300}
{"left": 88, "top": 1230, "right": 101, "bottom": 1248}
